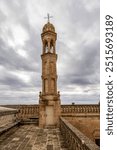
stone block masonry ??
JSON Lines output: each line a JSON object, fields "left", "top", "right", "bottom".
{"left": 0, "top": 124, "right": 68, "bottom": 150}
{"left": 60, "top": 117, "right": 99, "bottom": 150}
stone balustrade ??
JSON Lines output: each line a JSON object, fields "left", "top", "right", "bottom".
{"left": 60, "top": 117, "right": 99, "bottom": 150}
{"left": 2, "top": 104, "right": 100, "bottom": 120}
{"left": 17, "top": 105, "right": 39, "bottom": 119}
{"left": 61, "top": 104, "right": 100, "bottom": 114}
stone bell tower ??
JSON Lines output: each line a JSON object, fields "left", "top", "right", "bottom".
{"left": 39, "top": 16, "right": 61, "bottom": 128}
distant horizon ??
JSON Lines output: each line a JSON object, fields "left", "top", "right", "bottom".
{"left": 0, "top": 97, "right": 99, "bottom": 105}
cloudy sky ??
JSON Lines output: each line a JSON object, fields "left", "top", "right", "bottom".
{"left": 0, "top": 0, "right": 100, "bottom": 105}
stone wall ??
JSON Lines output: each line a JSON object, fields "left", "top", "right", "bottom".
{"left": 61, "top": 104, "right": 100, "bottom": 142}
{"left": 0, "top": 114, "right": 16, "bottom": 127}
{"left": 0, "top": 107, "right": 18, "bottom": 128}
{"left": 63, "top": 116, "right": 100, "bottom": 142}
{"left": 60, "top": 117, "right": 99, "bottom": 150}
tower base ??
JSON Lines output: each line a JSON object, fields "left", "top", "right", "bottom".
{"left": 39, "top": 93, "right": 61, "bottom": 128}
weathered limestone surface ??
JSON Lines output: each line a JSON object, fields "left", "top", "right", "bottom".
{"left": 0, "top": 106, "right": 19, "bottom": 136}
{"left": 64, "top": 116, "right": 100, "bottom": 142}
{"left": 0, "top": 124, "right": 68, "bottom": 150}
{"left": 60, "top": 117, "right": 99, "bottom": 150}
{"left": 61, "top": 105, "right": 100, "bottom": 142}
{"left": 0, "top": 106, "right": 18, "bottom": 128}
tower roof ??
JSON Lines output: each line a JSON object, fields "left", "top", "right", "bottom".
{"left": 42, "top": 22, "right": 55, "bottom": 33}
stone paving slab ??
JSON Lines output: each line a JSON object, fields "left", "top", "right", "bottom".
{"left": 0, "top": 125, "right": 68, "bottom": 150}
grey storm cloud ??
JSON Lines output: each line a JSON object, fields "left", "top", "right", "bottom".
{"left": 0, "top": 0, "right": 100, "bottom": 104}
{"left": 0, "top": 37, "right": 38, "bottom": 72}
{"left": 0, "top": 73, "right": 28, "bottom": 89}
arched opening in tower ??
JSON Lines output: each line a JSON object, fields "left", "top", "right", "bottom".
{"left": 50, "top": 40, "right": 54, "bottom": 53}
{"left": 45, "top": 41, "right": 48, "bottom": 53}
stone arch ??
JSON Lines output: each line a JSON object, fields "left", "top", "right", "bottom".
{"left": 43, "top": 40, "right": 48, "bottom": 53}
{"left": 50, "top": 39, "right": 55, "bottom": 53}
{"left": 45, "top": 41, "right": 48, "bottom": 53}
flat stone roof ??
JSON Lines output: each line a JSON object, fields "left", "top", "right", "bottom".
{"left": 0, "top": 124, "right": 68, "bottom": 150}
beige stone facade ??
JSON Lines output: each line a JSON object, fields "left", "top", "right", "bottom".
{"left": 39, "top": 21, "right": 61, "bottom": 128}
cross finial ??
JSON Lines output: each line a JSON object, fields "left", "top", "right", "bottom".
{"left": 44, "top": 13, "right": 53, "bottom": 23}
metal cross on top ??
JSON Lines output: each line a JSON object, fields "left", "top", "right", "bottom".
{"left": 45, "top": 13, "right": 53, "bottom": 22}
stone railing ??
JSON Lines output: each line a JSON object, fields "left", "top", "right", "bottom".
{"left": 61, "top": 104, "right": 100, "bottom": 114}
{"left": 17, "top": 105, "right": 39, "bottom": 119}
{"left": 2, "top": 104, "right": 100, "bottom": 120}
{"left": 60, "top": 117, "right": 99, "bottom": 150}
{"left": 17, "top": 104, "right": 99, "bottom": 121}
{"left": 0, "top": 106, "right": 19, "bottom": 135}
{"left": 0, "top": 107, "right": 18, "bottom": 127}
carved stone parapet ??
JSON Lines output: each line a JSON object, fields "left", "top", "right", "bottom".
{"left": 61, "top": 104, "right": 100, "bottom": 114}
{"left": 60, "top": 117, "right": 99, "bottom": 150}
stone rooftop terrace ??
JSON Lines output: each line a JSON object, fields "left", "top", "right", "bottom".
{"left": 0, "top": 124, "right": 67, "bottom": 150}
